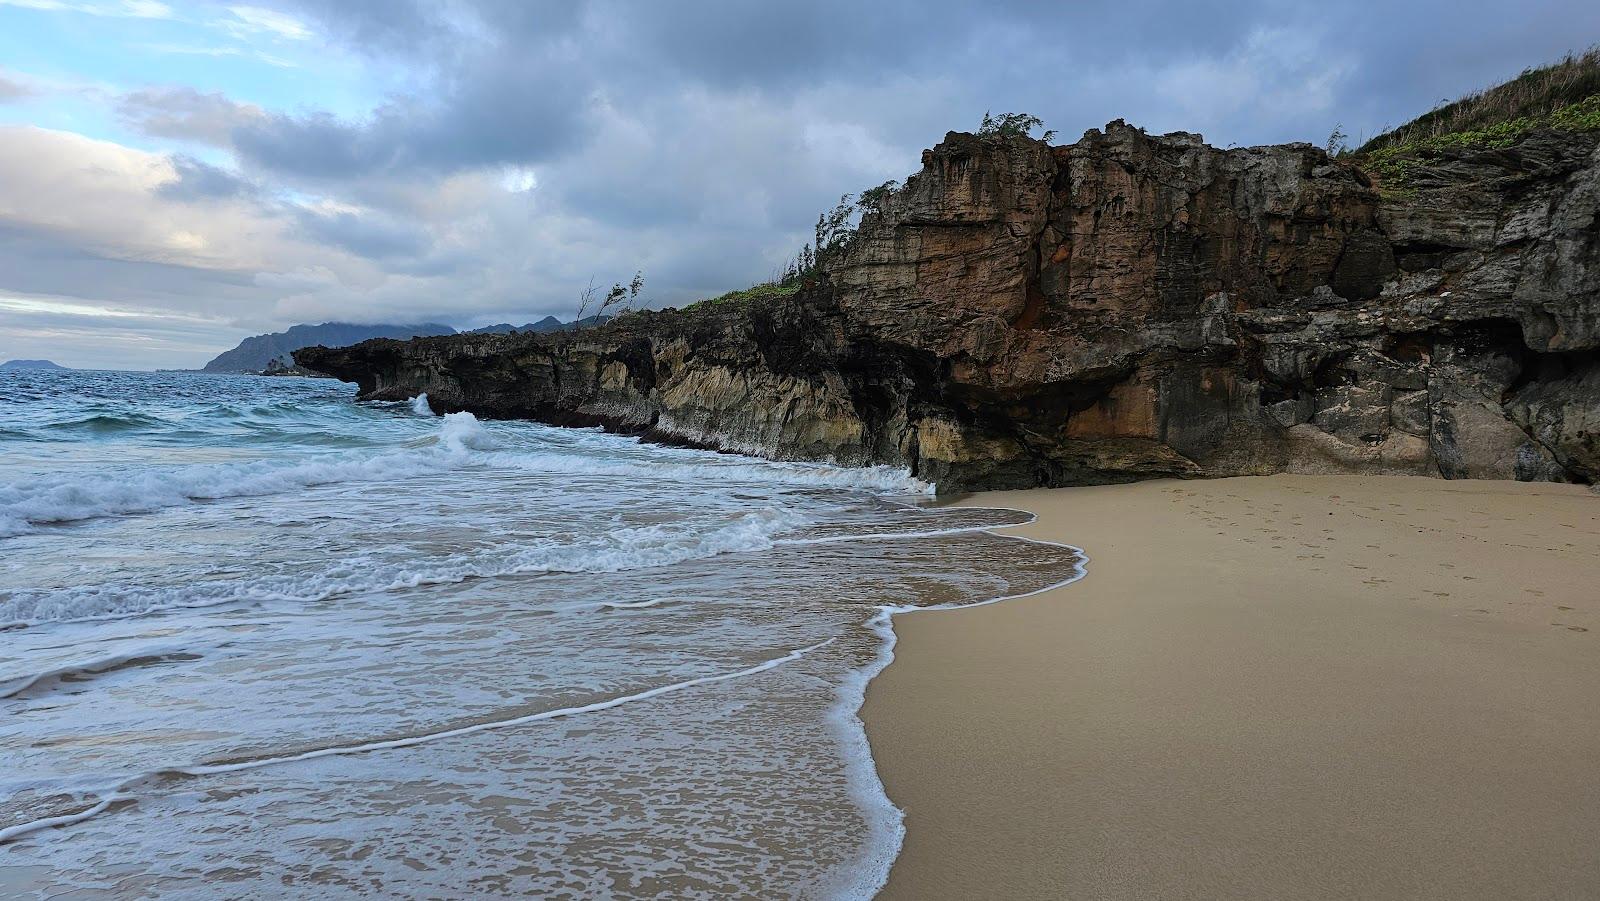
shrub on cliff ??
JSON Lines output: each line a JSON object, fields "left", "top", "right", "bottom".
{"left": 978, "top": 111, "right": 1056, "bottom": 142}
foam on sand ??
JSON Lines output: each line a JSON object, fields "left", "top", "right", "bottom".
{"left": 0, "top": 638, "right": 834, "bottom": 845}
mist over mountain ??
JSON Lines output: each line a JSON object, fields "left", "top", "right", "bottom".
{"left": 464, "top": 316, "right": 611, "bottom": 335}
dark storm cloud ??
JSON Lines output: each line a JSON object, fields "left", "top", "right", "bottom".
{"left": 228, "top": 51, "right": 589, "bottom": 177}
{"left": 247, "top": 0, "right": 1600, "bottom": 186}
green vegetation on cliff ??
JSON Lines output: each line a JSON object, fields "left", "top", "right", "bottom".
{"left": 1355, "top": 48, "right": 1600, "bottom": 193}
{"left": 682, "top": 281, "right": 802, "bottom": 311}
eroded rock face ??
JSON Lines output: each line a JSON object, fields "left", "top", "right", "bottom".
{"left": 299, "top": 123, "right": 1600, "bottom": 490}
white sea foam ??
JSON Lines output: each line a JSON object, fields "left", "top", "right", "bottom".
{"left": 0, "top": 508, "right": 808, "bottom": 626}
{"left": 437, "top": 410, "right": 496, "bottom": 452}
{"left": 597, "top": 598, "right": 664, "bottom": 610}
{"left": 0, "top": 639, "right": 833, "bottom": 845}
{"left": 493, "top": 449, "right": 931, "bottom": 495}
{"left": 0, "top": 408, "right": 922, "bottom": 540}
{"left": 0, "top": 642, "right": 201, "bottom": 699}
{"left": 0, "top": 424, "right": 476, "bottom": 538}
{"left": 411, "top": 393, "right": 432, "bottom": 416}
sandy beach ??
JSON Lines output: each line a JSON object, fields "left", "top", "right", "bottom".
{"left": 863, "top": 475, "right": 1600, "bottom": 899}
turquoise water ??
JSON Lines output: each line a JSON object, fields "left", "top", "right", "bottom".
{"left": 0, "top": 369, "right": 1081, "bottom": 899}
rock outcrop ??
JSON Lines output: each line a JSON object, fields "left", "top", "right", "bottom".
{"left": 205, "top": 322, "right": 457, "bottom": 374}
{"left": 300, "top": 121, "right": 1600, "bottom": 490}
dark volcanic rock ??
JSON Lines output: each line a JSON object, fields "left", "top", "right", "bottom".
{"left": 204, "top": 322, "right": 456, "bottom": 373}
{"left": 299, "top": 124, "right": 1600, "bottom": 491}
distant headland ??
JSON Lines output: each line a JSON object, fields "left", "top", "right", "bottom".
{"left": 0, "top": 359, "right": 69, "bottom": 371}
{"left": 201, "top": 317, "right": 608, "bottom": 374}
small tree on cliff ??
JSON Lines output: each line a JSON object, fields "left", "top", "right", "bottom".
{"left": 575, "top": 271, "right": 645, "bottom": 322}
{"left": 978, "top": 111, "right": 1056, "bottom": 142}
{"left": 814, "top": 195, "right": 856, "bottom": 261}
{"left": 598, "top": 271, "right": 645, "bottom": 317}
{"left": 857, "top": 179, "right": 899, "bottom": 213}
{"left": 775, "top": 178, "right": 906, "bottom": 287}
{"left": 575, "top": 276, "right": 600, "bottom": 323}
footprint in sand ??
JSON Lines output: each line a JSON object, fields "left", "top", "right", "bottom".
{"left": 1557, "top": 605, "right": 1574, "bottom": 611}
{"left": 1433, "top": 591, "right": 1451, "bottom": 598}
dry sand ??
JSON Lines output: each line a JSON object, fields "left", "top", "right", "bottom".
{"left": 862, "top": 475, "right": 1600, "bottom": 900}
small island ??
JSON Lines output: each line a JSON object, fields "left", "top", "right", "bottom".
{"left": 0, "top": 359, "right": 69, "bottom": 371}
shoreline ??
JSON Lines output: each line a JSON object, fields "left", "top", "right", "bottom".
{"left": 834, "top": 511, "right": 1088, "bottom": 900}
{"left": 861, "top": 475, "right": 1600, "bottom": 899}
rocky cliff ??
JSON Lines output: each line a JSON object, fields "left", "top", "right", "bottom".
{"left": 300, "top": 121, "right": 1600, "bottom": 490}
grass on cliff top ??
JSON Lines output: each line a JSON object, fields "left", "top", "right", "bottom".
{"left": 1359, "top": 47, "right": 1600, "bottom": 153}
{"left": 1353, "top": 48, "right": 1600, "bottom": 194}
{"left": 680, "top": 281, "right": 801, "bottom": 311}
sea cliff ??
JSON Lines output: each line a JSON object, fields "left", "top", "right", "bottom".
{"left": 300, "top": 121, "right": 1600, "bottom": 490}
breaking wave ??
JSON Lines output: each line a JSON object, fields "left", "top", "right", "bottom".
{"left": 0, "top": 508, "right": 807, "bottom": 626}
{"left": 0, "top": 410, "right": 925, "bottom": 539}
{"left": 0, "top": 412, "right": 494, "bottom": 538}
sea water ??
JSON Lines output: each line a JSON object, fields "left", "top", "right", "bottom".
{"left": 0, "top": 369, "right": 1082, "bottom": 899}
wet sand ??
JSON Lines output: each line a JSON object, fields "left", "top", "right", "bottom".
{"left": 863, "top": 475, "right": 1600, "bottom": 899}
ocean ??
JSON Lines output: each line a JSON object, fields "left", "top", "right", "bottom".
{"left": 0, "top": 369, "right": 1082, "bottom": 899}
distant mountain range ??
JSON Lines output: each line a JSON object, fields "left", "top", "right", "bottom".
{"left": 460, "top": 315, "right": 609, "bottom": 335}
{"left": 1, "top": 359, "right": 68, "bottom": 370}
{"left": 202, "top": 317, "right": 606, "bottom": 373}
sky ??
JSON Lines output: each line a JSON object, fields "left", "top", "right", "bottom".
{"left": 0, "top": 1, "right": 1596, "bottom": 369}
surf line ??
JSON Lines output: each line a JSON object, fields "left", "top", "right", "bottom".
{"left": 825, "top": 507, "right": 1090, "bottom": 901}
{"left": 0, "top": 638, "right": 834, "bottom": 845}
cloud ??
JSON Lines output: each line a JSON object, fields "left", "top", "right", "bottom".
{"left": 0, "top": 0, "right": 171, "bottom": 18}
{"left": 221, "top": 4, "right": 311, "bottom": 40}
{"left": 140, "top": 42, "right": 297, "bottom": 68}
{"left": 156, "top": 154, "right": 260, "bottom": 201}
{"left": 291, "top": 203, "right": 434, "bottom": 260}
{"left": 0, "top": 69, "right": 33, "bottom": 103}
{"left": 0, "top": 291, "right": 243, "bottom": 370}
{"left": 118, "top": 87, "right": 267, "bottom": 145}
